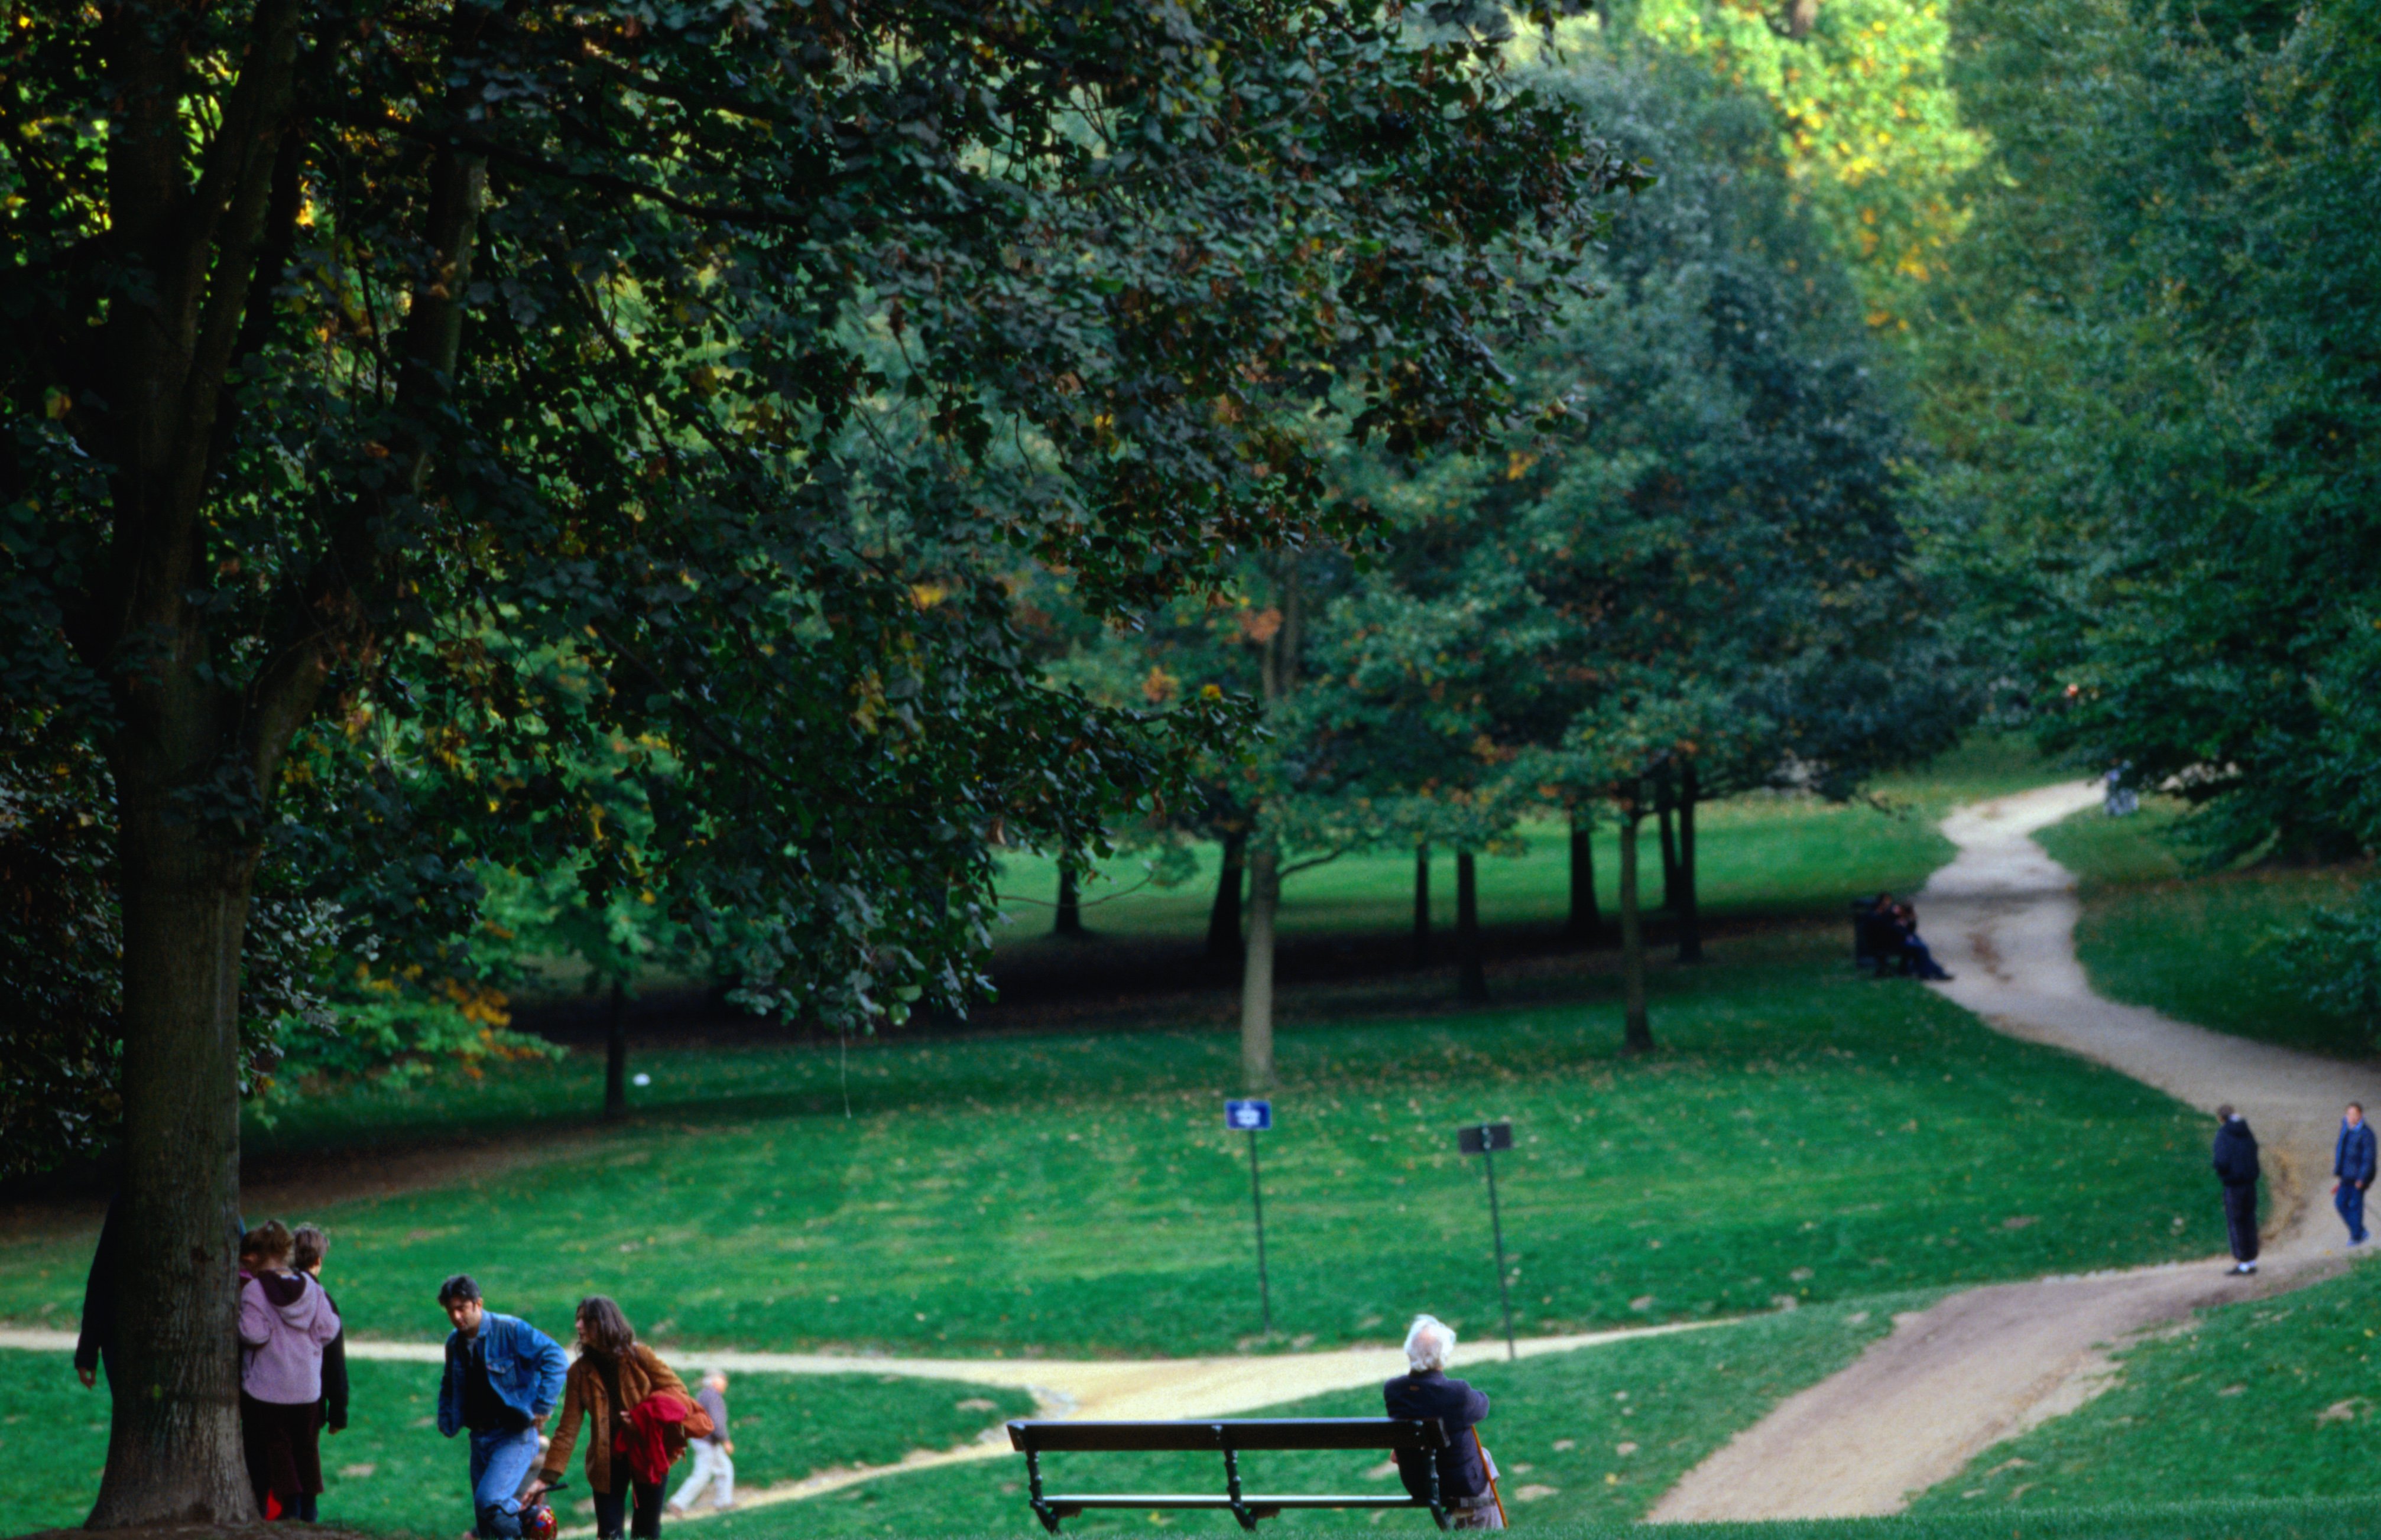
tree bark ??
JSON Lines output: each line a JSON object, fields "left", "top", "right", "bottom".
{"left": 1677, "top": 761, "right": 1704, "bottom": 964}
{"left": 1207, "top": 831, "right": 1247, "bottom": 967}
{"left": 1620, "top": 801, "right": 1653, "bottom": 1054}
{"left": 1455, "top": 850, "right": 1488, "bottom": 1003}
{"left": 1566, "top": 810, "right": 1600, "bottom": 944}
{"left": 92, "top": 804, "right": 257, "bottom": 1526}
{"left": 1656, "top": 772, "right": 1681, "bottom": 913}
{"left": 1239, "top": 840, "right": 1281, "bottom": 1091}
{"left": 1054, "top": 863, "right": 1086, "bottom": 938}
{"left": 604, "top": 979, "right": 628, "bottom": 1120}
{"left": 1412, "top": 843, "right": 1431, "bottom": 967}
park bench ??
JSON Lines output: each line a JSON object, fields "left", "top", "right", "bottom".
{"left": 1851, "top": 898, "right": 1902, "bottom": 976}
{"left": 1005, "top": 1417, "right": 1455, "bottom": 1533}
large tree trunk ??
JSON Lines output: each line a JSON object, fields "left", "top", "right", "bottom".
{"left": 1412, "top": 843, "right": 1431, "bottom": 967}
{"left": 604, "top": 979, "right": 628, "bottom": 1120}
{"left": 1054, "top": 863, "right": 1086, "bottom": 938}
{"left": 91, "top": 795, "right": 259, "bottom": 1526}
{"left": 1206, "top": 831, "right": 1247, "bottom": 967}
{"left": 1656, "top": 772, "right": 1681, "bottom": 913}
{"left": 1677, "top": 762, "right": 1704, "bottom": 965}
{"left": 1619, "top": 803, "right": 1653, "bottom": 1054}
{"left": 1239, "top": 840, "right": 1281, "bottom": 1091}
{"left": 1567, "top": 810, "right": 1600, "bottom": 943}
{"left": 1455, "top": 850, "right": 1488, "bottom": 1003}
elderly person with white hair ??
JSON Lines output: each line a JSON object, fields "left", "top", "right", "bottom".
{"left": 1383, "top": 1315, "right": 1500, "bottom": 1528}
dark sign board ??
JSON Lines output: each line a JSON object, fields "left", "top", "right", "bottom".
{"left": 1458, "top": 1122, "right": 1513, "bottom": 1155}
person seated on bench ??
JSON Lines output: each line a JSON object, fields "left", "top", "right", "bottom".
{"left": 1383, "top": 1317, "right": 1499, "bottom": 1531}
{"left": 1890, "top": 901, "right": 1952, "bottom": 982}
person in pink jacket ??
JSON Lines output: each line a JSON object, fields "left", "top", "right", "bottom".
{"left": 238, "top": 1221, "right": 343, "bottom": 1520}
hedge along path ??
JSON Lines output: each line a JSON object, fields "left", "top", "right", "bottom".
{"left": 1649, "top": 780, "right": 2381, "bottom": 1524}
{"left": 0, "top": 1320, "right": 1727, "bottom": 1527}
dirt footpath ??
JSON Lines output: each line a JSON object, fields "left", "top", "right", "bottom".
{"left": 1647, "top": 781, "right": 2380, "bottom": 1522}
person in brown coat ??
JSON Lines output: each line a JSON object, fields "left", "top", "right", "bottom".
{"left": 522, "top": 1298, "right": 691, "bottom": 1540}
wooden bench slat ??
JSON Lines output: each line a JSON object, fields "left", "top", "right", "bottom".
{"left": 1008, "top": 1418, "right": 1446, "bottom": 1453}
{"left": 1050, "top": 1496, "right": 1433, "bottom": 1511}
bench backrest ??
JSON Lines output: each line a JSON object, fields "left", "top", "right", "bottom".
{"left": 1008, "top": 1419, "right": 1449, "bottom": 1455}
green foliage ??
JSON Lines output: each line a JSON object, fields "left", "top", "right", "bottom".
{"left": 0, "top": 0, "right": 1646, "bottom": 1160}
{"left": 1, "top": 936, "right": 2227, "bottom": 1355}
{"left": 1913, "top": 1257, "right": 2381, "bottom": 1510}
{"left": 1922, "top": 0, "right": 2381, "bottom": 865}
{"left": 0, "top": 1350, "right": 1031, "bottom": 1536}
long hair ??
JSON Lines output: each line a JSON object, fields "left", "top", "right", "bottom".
{"left": 576, "top": 1294, "right": 637, "bottom": 1357}
{"left": 241, "top": 1220, "right": 294, "bottom": 1268}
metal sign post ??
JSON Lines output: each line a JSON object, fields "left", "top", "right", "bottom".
{"left": 1457, "top": 1122, "right": 1517, "bottom": 1360}
{"left": 1226, "top": 1099, "right": 1274, "bottom": 1336}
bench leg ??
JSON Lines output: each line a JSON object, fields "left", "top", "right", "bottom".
{"left": 1026, "top": 1450, "right": 1061, "bottom": 1533}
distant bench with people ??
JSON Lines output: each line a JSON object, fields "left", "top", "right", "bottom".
{"left": 1851, "top": 892, "right": 1952, "bottom": 981}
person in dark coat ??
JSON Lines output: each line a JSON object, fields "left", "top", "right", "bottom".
{"left": 73, "top": 1191, "right": 123, "bottom": 1390}
{"left": 1382, "top": 1315, "right": 1499, "bottom": 1529}
{"left": 293, "top": 1224, "right": 348, "bottom": 1521}
{"left": 2334, "top": 1103, "right": 2376, "bottom": 1247}
{"left": 2212, "top": 1104, "right": 2261, "bottom": 1275}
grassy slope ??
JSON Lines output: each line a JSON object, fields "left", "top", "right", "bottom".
{"left": 2033, "top": 803, "right": 2368, "bottom": 1059}
{"left": 1912, "top": 1256, "right": 2381, "bottom": 1512}
{"left": 1, "top": 935, "right": 2227, "bottom": 1358}
{"left": 0, "top": 1351, "right": 1032, "bottom": 1536}
{"left": 722, "top": 1299, "right": 1904, "bottom": 1537}
{"left": 982, "top": 736, "right": 2049, "bottom": 951}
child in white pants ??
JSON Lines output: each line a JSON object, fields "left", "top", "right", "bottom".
{"left": 669, "top": 1372, "right": 735, "bottom": 1513}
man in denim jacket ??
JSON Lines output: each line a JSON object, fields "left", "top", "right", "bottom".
{"left": 436, "top": 1274, "right": 569, "bottom": 1538}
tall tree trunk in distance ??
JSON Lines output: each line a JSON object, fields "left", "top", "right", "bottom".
{"left": 604, "top": 979, "right": 628, "bottom": 1120}
{"left": 1456, "top": 851, "right": 1488, "bottom": 1003}
{"left": 1206, "top": 833, "right": 1247, "bottom": 968}
{"left": 1567, "top": 810, "right": 1600, "bottom": 943}
{"left": 1677, "top": 762, "right": 1704, "bottom": 964}
{"left": 1656, "top": 772, "right": 1681, "bottom": 913}
{"left": 1413, "top": 843, "right": 1432, "bottom": 967}
{"left": 1240, "top": 840, "right": 1281, "bottom": 1091}
{"left": 1620, "top": 801, "right": 1653, "bottom": 1054}
{"left": 1054, "top": 863, "right": 1086, "bottom": 938}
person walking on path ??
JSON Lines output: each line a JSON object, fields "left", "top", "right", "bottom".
{"left": 525, "top": 1296, "right": 695, "bottom": 1540}
{"left": 667, "top": 1371, "right": 735, "bottom": 1515}
{"left": 291, "top": 1225, "right": 349, "bottom": 1522}
{"left": 238, "top": 1220, "right": 344, "bottom": 1520}
{"left": 2213, "top": 1105, "right": 2262, "bottom": 1275}
{"left": 2334, "top": 1103, "right": 2376, "bottom": 1246}
{"left": 1383, "top": 1315, "right": 1501, "bottom": 1529}
{"left": 436, "top": 1275, "right": 570, "bottom": 1539}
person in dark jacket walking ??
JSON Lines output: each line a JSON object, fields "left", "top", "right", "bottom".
{"left": 1382, "top": 1315, "right": 1500, "bottom": 1529}
{"left": 292, "top": 1224, "right": 348, "bottom": 1521}
{"left": 2334, "top": 1103, "right": 2376, "bottom": 1246}
{"left": 2213, "top": 1105, "right": 2261, "bottom": 1275}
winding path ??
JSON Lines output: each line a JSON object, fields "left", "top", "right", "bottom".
{"left": 1647, "top": 780, "right": 2380, "bottom": 1522}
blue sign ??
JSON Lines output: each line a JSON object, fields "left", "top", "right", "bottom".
{"left": 1225, "top": 1099, "right": 1273, "bottom": 1132}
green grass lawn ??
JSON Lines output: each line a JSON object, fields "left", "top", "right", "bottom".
{"left": 1912, "top": 1255, "right": 2381, "bottom": 1512}
{"left": 715, "top": 1298, "right": 1904, "bottom": 1537}
{"left": 3, "top": 934, "right": 2226, "bottom": 1360}
{"left": 2034, "top": 803, "right": 2370, "bottom": 1060}
{"left": 985, "top": 736, "right": 2049, "bottom": 951}
{"left": 0, "top": 1349, "right": 1032, "bottom": 1536}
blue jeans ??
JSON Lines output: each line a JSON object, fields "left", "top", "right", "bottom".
{"left": 469, "top": 1425, "right": 541, "bottom": 1538}
{"left": 2338, "top": 1181, "right": 2369, "bottom": 1243}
